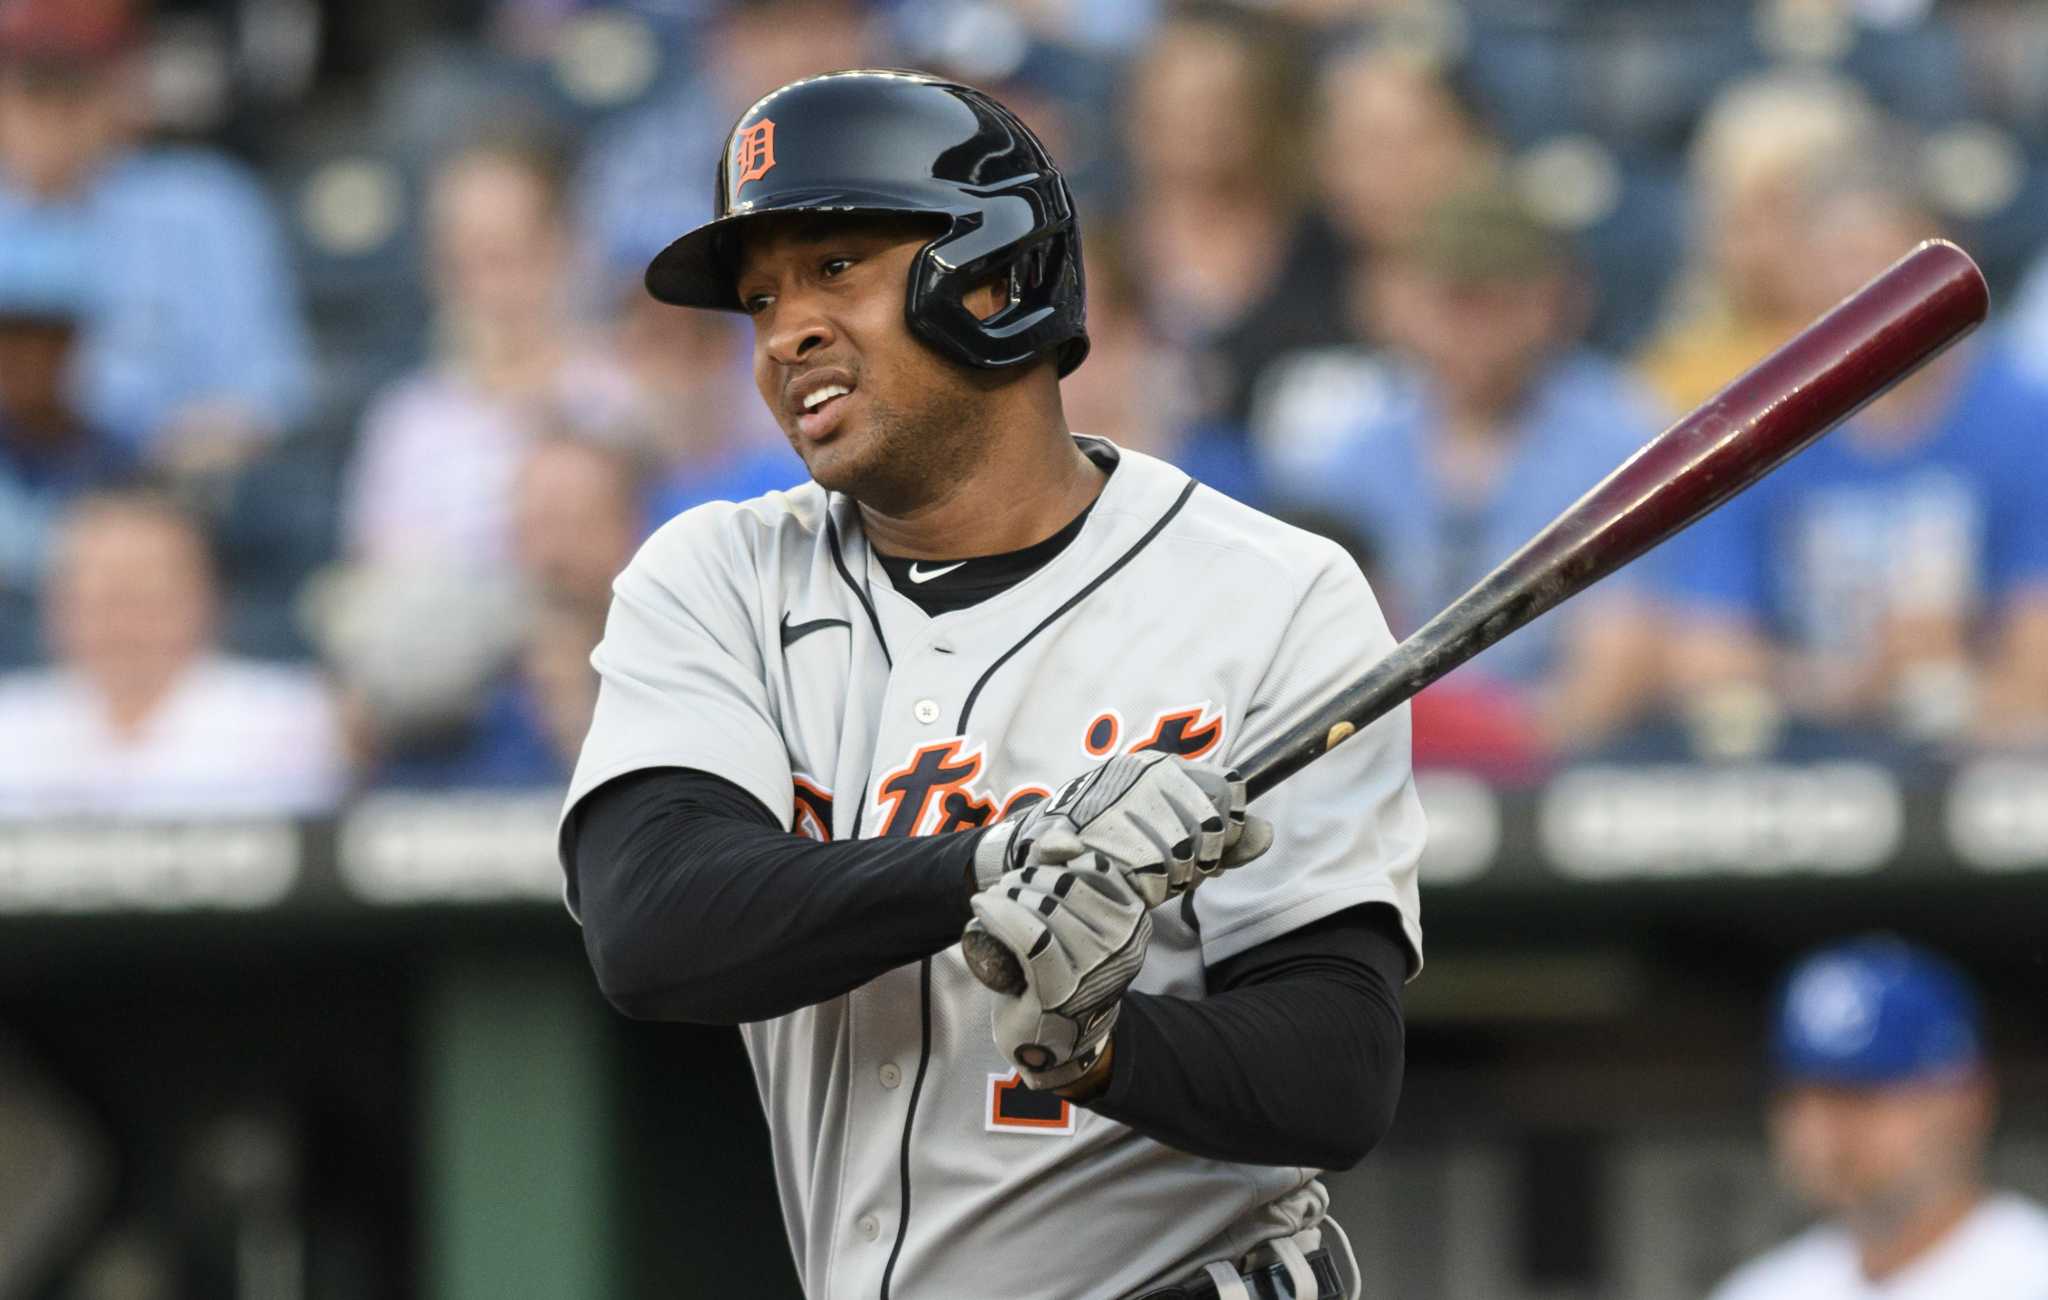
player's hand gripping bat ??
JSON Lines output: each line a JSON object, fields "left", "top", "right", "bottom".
{"left": 963, "top": 239, "right": 1990, "bottom": 998}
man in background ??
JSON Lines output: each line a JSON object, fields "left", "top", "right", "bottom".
{"left": 325, "top": 434, "right": 641, "bottom": 789}
{"left": 342, "top": 127, "right": 639, "bottom": 575}
{"left": 1664, "top": 163, "right": 2048, "bottom": 754}
{"left": 574, "top": 0, "right": 877, "bottom": 291}
{"left": 1263, "top": 183, "right": 1671, "bottom": 758}
{"left": 610, "top": 282, "right": 797, "bottom": 524}
{"left": 1712, "top": 936, "right": 2048, "bottom": 1299}
{"left": 0, "top": 0, "right": 312, "bottom": 470}
{"left": 0, "top": 491, "right": 344, "bottom": 817}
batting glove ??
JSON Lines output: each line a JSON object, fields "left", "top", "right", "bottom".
{"left": 971, "top": 857, "right": 1151, "bottom": 1090}
{"left": 971, "top": 753, "right": 1274, "bottom": 904}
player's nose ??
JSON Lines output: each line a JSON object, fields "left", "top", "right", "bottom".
{"left": 761, "top": 298, "right": 838, "bottom": 367}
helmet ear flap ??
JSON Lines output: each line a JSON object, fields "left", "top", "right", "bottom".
{"left": 907, "top": 190, "right": 1087, "bottom": 376}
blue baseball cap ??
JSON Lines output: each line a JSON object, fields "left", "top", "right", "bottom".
{"left": 1771, "top": 936, "right": 1983, "bottom": 1087}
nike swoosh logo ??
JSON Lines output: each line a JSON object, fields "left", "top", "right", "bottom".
{"left": 780, "top": 613, "right": 851, "bottom": 648}
{"left": 908, "top": 561, "right": 966, "bottom": 584}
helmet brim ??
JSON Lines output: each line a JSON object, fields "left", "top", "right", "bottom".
{"left": 644, "top": 188, "right": 964, "bottom": 311}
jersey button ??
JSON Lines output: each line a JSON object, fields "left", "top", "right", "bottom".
{"left": 913, "top": 699, "right": 940, "bottom": 725}
{"left": 879, "top": 1062, "right": 902, "bottom": 1089}
{"left": 857, "top": 1214, "right": 880, "bottom": 1241}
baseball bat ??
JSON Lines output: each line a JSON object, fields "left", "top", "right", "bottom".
{"left": 963, "top": 238, "right": 1988, "bottom": 998}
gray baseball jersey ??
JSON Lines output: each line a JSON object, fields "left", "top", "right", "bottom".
{"left": 562, "top": 438, "right": 1425, "bottom": 1300}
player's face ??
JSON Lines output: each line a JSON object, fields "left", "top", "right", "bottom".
{"left": 1769, "top": 1080, "right": 1989, "bottom": 1224}
{"left": 735, "top": 215, "right": 996, "bottom": 513}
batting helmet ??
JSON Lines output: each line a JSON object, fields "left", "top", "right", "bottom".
{"left": 645, "top": 69, "right": 1088, "bottom": 377}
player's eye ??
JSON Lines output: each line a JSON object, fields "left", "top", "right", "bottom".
{"left": 820, "top": 256, "right": 855, "bottom": 279}
{"left": 740, "top": 291, "right": 773, "bottom": 315}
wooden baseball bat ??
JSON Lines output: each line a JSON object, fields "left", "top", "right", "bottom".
{"left": 963, "top": 239, "right": 1989, "bottom": 998}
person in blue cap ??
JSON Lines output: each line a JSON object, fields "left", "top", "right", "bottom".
{"left": 1710, "top": 935, "right": 2048, "bottom": 1299}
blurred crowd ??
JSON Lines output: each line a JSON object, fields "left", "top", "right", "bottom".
{"left": 5, "top": 0, "right": 2048, "bottom": 818}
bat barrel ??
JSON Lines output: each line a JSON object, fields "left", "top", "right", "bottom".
{"left": 1238, "top": 239, "right": 1988, "bottom": 801}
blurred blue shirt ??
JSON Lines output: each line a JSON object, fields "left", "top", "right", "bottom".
{"left": 1667, "top": 336, "right": 2048, "bottom": 655}
{"left": 374, "top": 675, "right": 567, "bottom": 791}
{"left": 0, "top": 148, "right": 315, "bottom": 451}
{"left": 1266, "top": 350, "right": 1672, "bottom": 686}
{"left": 646, "top": 441, "right": 801, "bottom": 527}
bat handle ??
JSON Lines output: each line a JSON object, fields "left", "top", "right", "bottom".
{"left": 962, "top": 919, "right": 1028, "bottom": 996}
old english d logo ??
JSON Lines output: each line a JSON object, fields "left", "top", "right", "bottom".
{"left": 733, "top": 118, "right": 776, "bottom": 190}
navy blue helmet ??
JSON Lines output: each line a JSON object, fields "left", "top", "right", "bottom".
{"left": 646, "top": 69, "right": 1089, "bottom": 378}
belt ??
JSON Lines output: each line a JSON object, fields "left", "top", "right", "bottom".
{"left": 1132, "top": 1246, "right": 1342, "bottom": 1300}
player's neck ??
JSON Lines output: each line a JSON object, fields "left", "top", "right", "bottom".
{"left": 1856, "top": 1183, "right": 1983, "bottom": 1282}
{"left": 858, "top": 420, "right": 1104, "bottom": 561}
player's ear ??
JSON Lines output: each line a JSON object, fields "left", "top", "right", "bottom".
{"left": 960, "top": 272, "right": 1012, "bottom": 323}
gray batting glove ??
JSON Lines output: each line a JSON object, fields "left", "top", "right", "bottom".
{"left": 971, "top": 753, "right": 1273, "bottom": 904}
{"left": 971, "top": 857, "right": 1151, "bottom": 1090}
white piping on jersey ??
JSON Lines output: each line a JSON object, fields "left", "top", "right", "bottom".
{"left": 870, "top": 476, "right": 1200, "bottom": 1300}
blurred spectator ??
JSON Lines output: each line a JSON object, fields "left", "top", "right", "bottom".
{"left": 1059, "top": 226, "right": 1257, "bottom": 499}
{"left": 1664, "top": 164, "right": 2048, "bottom": 754}
{"left": 342, "top": 128, "right": 639, "bottom": 574}
{"left": 612, "top": 289, "right": 796, "bottom": 525}
{"left": 1122, "top": 2, "right": 1348, "bottom": 429}
{"left": 1636, "top": 72, "right": 1880, "bottom": 412}
{"left": 1275, "top": 504, "right": 1547, "bottom": 784}
{"left": 1263, "top": 184, "right": 1671, "bottom": 756}
{"left": 986, "top": 0, "right": 1158, "bottom": 56}
{"left": 0, "top": 0, "right": 313, "bottom": 468}
{"left": 1312, "top": 40, "right": 1499, "bottom": 275}
{"left": 1710, "top": 937, "right": 2048, "bottom": 1300}
{"left": 2008, "top": 243, "right": 2048, "bottom": 389}
{"left": 327, "top": 435, "right": 635, "bottom": 789}
{"left": 574, "top": 0, "right": 879, "bottom": 288}
{"left": 1250, "top": 40, "right": 1501, "bottom": 479}
{"left": 0, "top": 491, "right": 344, "bottom": 818}
{"left": 511, "top": 434, "right": 643, "bottom": 623}
{"left": 0, "top": 206, "right": 127, "bottom": 669}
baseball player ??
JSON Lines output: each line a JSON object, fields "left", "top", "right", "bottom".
{"left": 1710, "top": 936, "right": 2048, "bottom": 1300}
{"left": 560, "top": 70, "right": 1422, "bottom": 1300}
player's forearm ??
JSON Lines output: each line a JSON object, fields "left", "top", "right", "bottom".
{"left": 571, "top": 767, "right": 980, "bottom": 1024}
{"left": 1083, "top": 906, "right": 1407, "bottom": 1170}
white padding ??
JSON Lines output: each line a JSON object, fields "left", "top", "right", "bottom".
{"left": 1272, "top": 1237, "right": 1318, "bottom": 1299}
{"left": 1323, "top": 1218, "right": 1363, "bottom": 1299}
{"left": 1203, "top": 1261, "right": 1251, "bottom": 1300}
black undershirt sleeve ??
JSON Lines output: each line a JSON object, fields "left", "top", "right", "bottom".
{"left": 573, "top": 765, "right": 1408, "bottom": 1169}
{"left": 569, "top": 766, "right": 982, "bottom": 1023}
{"left": 1085, "top": 904, "right": 1409, "bottom": 1171}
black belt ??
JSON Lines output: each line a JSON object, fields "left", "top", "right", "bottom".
{"left": 1132, "top": 1246, "right": 1342, "bottom": 1300}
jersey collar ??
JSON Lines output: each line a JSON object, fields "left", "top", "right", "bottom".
{"left": 833, "top": 435, "right": 1195, "bottom": 639}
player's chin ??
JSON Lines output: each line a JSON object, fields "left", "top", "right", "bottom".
{"left": 791, "top": 429, "right": 874, "bottom": 495}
